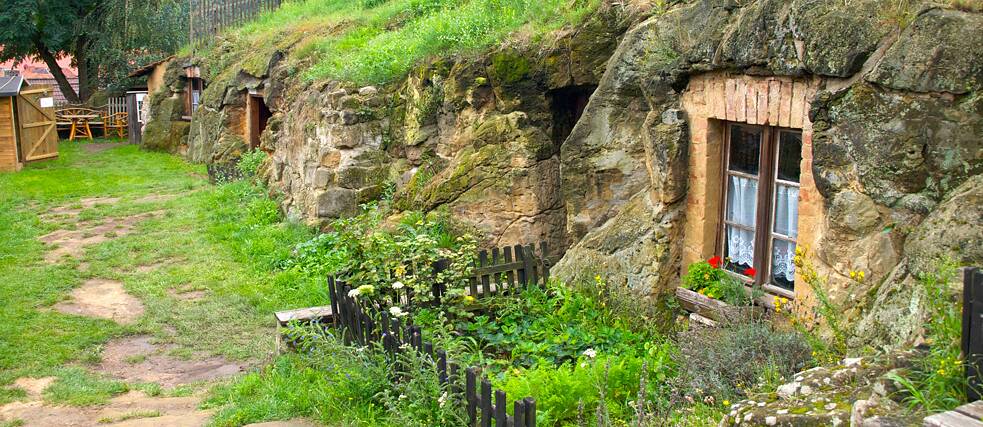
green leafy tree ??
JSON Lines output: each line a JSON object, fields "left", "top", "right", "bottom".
{"left": 0, "top": 0, "right": 187, "bottom": 103}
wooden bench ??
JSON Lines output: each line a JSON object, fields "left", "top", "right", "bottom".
{"left": 274, "top": 305, "right": 333, "bottom": 326}
{"left": 925, "top": 401, "right": 983, "bottom": 426}
{"left": 273, "top": 306, "right": 333, "bottom": 353}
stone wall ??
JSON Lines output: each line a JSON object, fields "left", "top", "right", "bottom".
{"left": 553, "top": 0, "right": 982, "bottom": 349}
{"left": 142, "top": 0, "right": 983, "bottom": 350}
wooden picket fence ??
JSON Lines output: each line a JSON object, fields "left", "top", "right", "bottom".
{"left": 329, "top": 278, "right": 538, "bottom": 427}
{"left": 190, "top": 0, "right": 283, "bottom": 45}
{"left": 106, "top": 97, "right": 127, "bottom": 116}
{"left": 326, "top": 242, "right": 552, "bottom": 427}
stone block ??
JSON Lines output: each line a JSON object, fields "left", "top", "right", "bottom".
{"left": 315, "top": 188, "right": 357, "bottom": 218}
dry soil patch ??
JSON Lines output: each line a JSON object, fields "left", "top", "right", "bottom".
{"left": 134, "top": 193, "right": 178, "bottom": 204}
{"left": 40, "top": 211, "right": 161, "bottom": 263}
{"left": 53, "top": 279, "right": 145, "bottom": 325}
{"left": 97, "top": 336, "right": 244, "bottom": 388}
{"left": 0, "top": 389, "right": 212, "bottom": 427}
{"left": 44, "top": 197, "right": 122, "bottom": 219}
{"left": 11, "top": 377, "right": 56, "bottom": 398}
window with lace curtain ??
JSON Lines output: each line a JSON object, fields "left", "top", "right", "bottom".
{"left": 720, "top": 123, "right": 801, "bottom": 295}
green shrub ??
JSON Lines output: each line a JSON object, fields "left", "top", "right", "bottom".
{"left": 206, "top": 327, "right": 394, "bottom": 426}
{"left": 284, "top": 204, "right": 478, "bottom": 315}
{"left": 887, "top": 260, "right": 968, "bottom": 413}
{"left": 236, "top": 149, "right": 267, "bottom": 178}
{"left": 676, "top": 318, "right": 812, "bottom": 401}
{"left": 495, "top": 351, "right": 677, "bottom": 426}
{"left": 682, "top": 257, "right": 760, "bottom": 306}
{"left": 379, "top": 347, "right": 467, "bottom": 426}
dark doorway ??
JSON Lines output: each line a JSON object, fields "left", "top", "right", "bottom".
{"left": 549, "top": 85, "right": 596, "bottom": 146}
{"left": 248, "top": 94, "right": 271, "bottom": 150}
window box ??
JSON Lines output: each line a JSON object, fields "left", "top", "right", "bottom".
{"left": 675, "top": 286, "right": 766, "bottom": 323}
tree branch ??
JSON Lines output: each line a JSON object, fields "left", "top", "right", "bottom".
{"left": 32, "top": 38, "right": 81, "bottom": 105}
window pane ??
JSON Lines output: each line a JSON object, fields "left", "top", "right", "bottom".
{"left": 772, "top": 183, "right": 799, "bottom": 238}
{"left": 725, "top": 225, "right": 755, "bottom": 273}
{"left": 729, "top": 125, "right": 761, "bottom": 175}
{"left": 771, "top": 238, "right": 796, "bottom": 290}
{"left": 726, "top": 175, "right": 757, "bottom": 228}
{"left": 777, "top": 131, "right": 802, "bottom": 182}
{"left": 725, "top": 175, "right": 757, "bottom": 272}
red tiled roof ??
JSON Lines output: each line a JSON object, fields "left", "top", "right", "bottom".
{"left": 0, "top": 55, "right": 78, "bottom": 79}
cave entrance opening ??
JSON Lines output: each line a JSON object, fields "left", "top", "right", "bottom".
{"left": 247, "top": 94, "right": 271, "bottom": 150}
{"left": 549, "top": 84, "right": 596, "bottom": 146}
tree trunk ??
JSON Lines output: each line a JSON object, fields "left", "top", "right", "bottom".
{"left": 32, "top": 39, "right": 81, "bottom": 105}
{"left": 75, "top": 37, "right": 92, "bottom": 103}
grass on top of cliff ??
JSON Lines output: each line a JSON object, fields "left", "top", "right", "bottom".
{"left": 207, "top": 0, "right": 601, "bottom": 84}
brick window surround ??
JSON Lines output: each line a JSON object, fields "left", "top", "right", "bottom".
{"left": 680, "top": 72, "right": 823, "bottom": 301}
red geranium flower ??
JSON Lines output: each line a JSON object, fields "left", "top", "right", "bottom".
{"left": 708, "top": 256, "right": 722, "bottom": 269}
{"left": 743, "top": 267, "right": 757, "bottom": 278}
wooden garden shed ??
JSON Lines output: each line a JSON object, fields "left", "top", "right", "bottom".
{"left": 0, "top": 76, "right": 58, "bottom": 172}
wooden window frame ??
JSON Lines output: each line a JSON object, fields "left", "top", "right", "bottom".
{"left": 716, "top": 122, "right": 800, "bottom": 298}
{"left": 183, "top": 77, "right": 203, "bottom": 120}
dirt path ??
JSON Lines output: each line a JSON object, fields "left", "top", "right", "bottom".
{"left": 0, "top": 195, "right": 307, "bottom": 426}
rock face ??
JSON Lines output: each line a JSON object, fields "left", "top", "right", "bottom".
{"left": 142, "top": 61, "right": 191, "bottom": 154}
{"left": 142, "top": 1, "right": 983, "bottom": 349}
{"left": 720, "top": 354, "right": 922, "bottom": 426}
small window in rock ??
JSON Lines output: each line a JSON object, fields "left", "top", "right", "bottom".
{"left": 720, "top": 123, "right": 802, "bottom": 294}
{"left": 184, "top": 77, "right": 204, "bottom": 118}
{"left": 549, "top": 85, "right": 596, "bottom": 146}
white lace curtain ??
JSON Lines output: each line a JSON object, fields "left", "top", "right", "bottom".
{"left": 771, "top": 184, "right": 799, "bottom": 282}
{"left": 726, "top": 175, "right": 757, "bottom": 267}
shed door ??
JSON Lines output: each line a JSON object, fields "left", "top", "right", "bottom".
{"left": 17, "top": 86, "right": 58, "bottom": 162}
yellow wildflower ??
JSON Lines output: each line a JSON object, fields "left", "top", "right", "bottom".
{"left": 795, "top": 246, "right": 804, "bottom": 256}
{"left": 723, "top": 400, "right": 730, "bottom": 406}
{"left": 463, "top": 295, "right": 476, "bottom": 304}
{"left": 849, "top": 271, "right": 857, "bottom": 279}
{"left": 858, "top": 271, "right": 865, "bottom": 281}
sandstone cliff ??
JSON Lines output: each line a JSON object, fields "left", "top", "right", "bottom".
{"left": 142, "top": 0, "right": 983, "bottom": 350}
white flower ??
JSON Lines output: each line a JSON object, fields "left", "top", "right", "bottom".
{"left": 399, "top": 394, "right": 406, "bottom": 400}
{"left": 347, "top": 288, "right": 360, "bottom": 298}
{"left": 392, "top": 281, "right": 405, "bottom": 290}
{"left": 438, "top": 392, "right": 448, "bottom": 408}
{"left": 583, "top": 348, "right": 597, "bottom": 359}
{"left": 389, "top": 306, "right": 407, "bottom": 318}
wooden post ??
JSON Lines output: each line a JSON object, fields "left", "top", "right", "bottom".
{"left": 495, "top": 390, "right": 507, "bottom": 426}
{"left": 479, "top": 251, "right": 491, "bottom": 296}
{"left": 480, "top": 380, "right": 492, "bottom": 427}
{"left": 964, "top": 267, "right": 983, "bottom": 401}
{"left": 515, "top": 245, "right": 528, "bottom": 287}
{"left": 466, "top": 368, "right": 477, "bottom": 424}
{"left": 524, "top": 398, "right": 536, "bottom": 427}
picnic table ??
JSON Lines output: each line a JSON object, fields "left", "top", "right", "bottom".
{"left": 62, "top": 114, "right": 99, "bottom": 141}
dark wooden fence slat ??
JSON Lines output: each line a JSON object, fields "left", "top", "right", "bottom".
{"left": 495, "top": 390, "right": 507, "bottom": 426}
{"left": 526, "top": 244, "right": 539, "bottom": 286}
{"left": 466, "top": 368, "right": 477, "bottom": 423}
{"left": 514, "top": 245, "right": 528, "bottom": 287}
{"left": 524, "top": 398, "right": 536, "bottom": 427}
{"left": 503, "top": 246, "right": 516, "bottom": 293}
{"left": 481, "top": 380, "right": 493, "bottom": 427}
{"left": 966, "top": 267, "right": 983, "bottom": 401}
{"left": 479, "top": 251, "right": 491, "bottom": 296}
{"left": 491, "top": 247, "right": 501, "bottom": 295}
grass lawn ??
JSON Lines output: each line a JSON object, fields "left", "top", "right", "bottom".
{"left": 0, "top": 141, "right": 319, "bottom": 407}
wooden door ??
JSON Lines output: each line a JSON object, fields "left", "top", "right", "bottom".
{"left": 16, "top": 86, "right": 58, "bottom": 162}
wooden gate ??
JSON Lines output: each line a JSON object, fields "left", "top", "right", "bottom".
{"left": 16, "top": 86, "right": 58, "bottom": 162}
